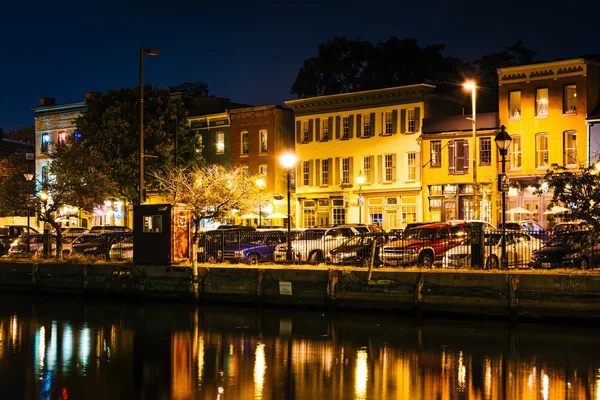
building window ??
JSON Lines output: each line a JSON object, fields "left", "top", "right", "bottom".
{"left": 406, "top": 152, "right": 416, "bottom": 181}
{"left": 41, "top": 165, "right": 48, "bottom": 184}
{"left": 407, "top": 109, "right": 415, "bottom": 133}
{"left": 384, "top": 111, "right": 393, "bottom": 134}
{"left": 216, "top": 132, "right": 224, "bottom": 154}
{"left": 302, "top": 121, "right": 309, "bottom": 142}
{"left": 303, "top": 209, "right": 316, "bottom": 228}
{"left": 342, "top": 117, "right": 350, "bottom": 139}
{"left": 430, "top": 140, "right": 441, "bottom": 168}
{"left": 429, "top": 185, "right": 442, "bottom": 196}
{"left": 303, "top": 161, "right": 310, "bottom": 186}
{"left": 363, "top": 156, "right": 371, "bottom": 183}
{"left": 479, "top": 137, "right": 491, "bottom": 166}
{"left": 332, "top": 207, "right": 346, "bottom": 225}
{"left": 536, "top": 87, "right": 549, "bottom": 117}
{"left": 536, "top": 133, "right": 549, "bottom": 168}
{"left": 322, "top": 119, "right": 329, "bottom": 140}
{"left": 563, "top": 84, "right": 577, "bottom": 114}
{"left": 384, "top": 154, "right": 394, "bottom": 182}
{"left": 369, "top": 206, "right": 383, "bottom": 226}
{"left": 449, "top": 140, "right": 467, "bottom": 175}
{"left": 564, "top": 131, "right": 577, "bottom": 166}
{"left": 41, "top": 133, "right": 50, "bottom": 153}
{"left": 241, "top": 166, "right": 249, "bottom": 177}
{"left": 259, "top": 129, "right": 267, "bottom": 153}
{"left": 341, "top": 157, "right": 350, "bottom": 184}
{"left": 57, "top": 130, "right": 67, "bottom": 144}
{"left": 241, "top": 131, "right": 249, "bottom": 155}
{"left": 259, "top": 164, "right": 267, "bottom": 177}
{"left": 510, "top": 136, "right": 521, "bottom": 169}
{"left": 509, "top": 90, "right": 521, "bottom": 119}
{"left": 401, "top": 196, "right": 417, "bottom": 227}
{"left": 321, "top": 159, "right": 329, "bottom": 185}
{"left": 362, "top": 114, "right": 371, "bottom": 137}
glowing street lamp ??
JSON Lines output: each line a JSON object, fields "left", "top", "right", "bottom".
{"left": 464, "top": 80, "right": 477, "bottom": 183}
{"left": 355, "top": 170, "right": 366, "bottom": 224}
{"left": 495, "top": 125, "right": 512, "bottom": 270}
{"left": 23, "top": 173, "right": 34, "bottom": 254}
{"left": 280, "top": 153, "right": 297, "bottom": 262}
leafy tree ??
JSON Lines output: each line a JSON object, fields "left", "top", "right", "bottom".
{"left": 0, "top": 151, "right": 32, "bottom": 217}
{"left": 169, "top": 81, "right": 210, "bottom": 96}
{"left": 75, "top": 86, "right": 201, "bottom": 205}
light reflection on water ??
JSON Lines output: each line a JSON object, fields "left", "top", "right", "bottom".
{"left": 0, "top": 294, "right": 598, "bottom": 399}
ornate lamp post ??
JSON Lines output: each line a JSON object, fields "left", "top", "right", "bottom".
{"left": 139, "top": 46, "right": 160, "bottom": 205}
{"left": 24, "top": 173, "right": 34, "bottom": 254}
{"left": 494, "top": 125, "right": 512, "bottom": 269}
{"left": 355, "top": 170, "right": 366, "bottom": 224}
{"left": 256, "top": 177, "right": 266, "bottom": 227}
{"left": 280, "top": 153, "right": 297, "bottom": 263}
{"left": 464, "top": 80, "right": 477, "bottom": 183}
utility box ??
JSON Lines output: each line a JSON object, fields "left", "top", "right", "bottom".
{"left": 133, "top": 204, "right": 192, "bottom": 265}
{"left": 470, "top": 223, "right": 485, "bottom": 269}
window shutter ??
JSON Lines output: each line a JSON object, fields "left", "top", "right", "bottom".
{"left": 464, "top": 140, "right": 469, "bottom": 173}
{"left": 348, "top": 115, "right": 354, "bottom": 139}
{"left": 336, "top": 116, "right": 341, "bottom": 139}
{"left": 335, "top": 157, "right": 340, "bottom": 185}
{"left": 415, "top": 152, "right": 421, "bottom": 181}
{"left": 369, "top": 156, "right": 374, "bottom": 181}
{"left": 448, "top": 141, "right": 455, "bottom": 175}
{"left": 415, "top": 107, "right": 421, "bottom": 132}
{"left": 328, "top": 158, "right": 333, "bottom": 185}
{"left": 392, "top": 110, "right": 398, "bottom": 134}
{"left": 391, "top": 154, "right": 397, "bottom": 182}
{"left": 296, "top": 121, "right": 301, "bottom": 143}
{"left": 400, "top": 109, "right": 406, "bottom": 133}
{"left": 349, "top": 156, "right": 354, "bottom": 183}
{"left": 377, "top": 155, "right": 383, "bottom": 183}
{"left": 296, "top": 164, "right": 302, "bottom": 187}
{"left": 308, "top": 119, "right": 314, "bottom": 142}
{"left": 316, "top": 159, "right": 321, "bottom": 186}
{"left": 327, "top": 117, "right": 333, "bottom": 141}
{"left": 308, "top": 159, "right": 314, "bottom": 186}
{"left": 370, "top": 113, "right": 376, "bottom": 136}
{"left": 356, "top": 114, "right": 362, "bottom": 137}
{"left": 315, "top": 118, "right": 321, "bottom": 142}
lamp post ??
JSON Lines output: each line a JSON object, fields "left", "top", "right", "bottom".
{"left": 139, "top": 46, "right": 160, "bottom": 205}
{"left": 495, "top": 125, "right": 512, "bottom": 269}
{"left": 256, "top": 177, "right": 266, "bottom": 227}
{"left": 24, "top": 173, "right": 34, "bottom": 254}
{"left": 280, "top": 153, "right": 297, "bottom": 263}
{"left": 355, "top": 170, "right": 366, "bottom": 224}
{"left": 464, "top": 81, "right": 477, "bottom": 184}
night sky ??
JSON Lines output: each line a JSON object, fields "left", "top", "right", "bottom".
{"left": 1, "top": 0, "right": 599, "bottom": 132}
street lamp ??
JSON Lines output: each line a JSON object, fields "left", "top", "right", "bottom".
{"left": 139, "top": 46, "right": 160, "bottom": 205}
{"left": 355, "top": 170, "right": 366, "bottom": 224}
{"left": 495, "top": 125, "right": 512, "bottom": 269}
{"left": 256, "top": 177, "right": 266, "bottom": 227}
{"left": 464, "top": 80, "right": 477, "bottom": 183}
{"left": 24, "top": 173, "right": 34, "bottom": 254}
{"left": 280, "top": 153, "right": 297, "bottom": 263}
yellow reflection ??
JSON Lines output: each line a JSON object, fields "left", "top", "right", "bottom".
{"left": 0, "top": 321, "right": 4, "bottom": 360}
{"left": 197, "top": 334, "right": 205, "bottom": 389}
{"left": 38, "top": 326, "right": 46, "bottom": 371}
{"left": 254, "top": 342, "right": 266, "bottom": 399}
{"left": 595, "top": 368, "right": 600, "bottom": 400}
{"left": 355, "top": 349, "right": 368, "bottom": 400}
{"left": 484, "top": 357, "right": 491, "bottom": 400}
{"left": 171, "top": 332, "right": 192, "bottom": 400}
{"left": 458, "top": 351, "right": 466, "bottom": 392}
{"left": 542, "top": 373, "right": 549, "bottom": 400}
{"left": 10, "top": 314, "right": 20, "bottom": 350}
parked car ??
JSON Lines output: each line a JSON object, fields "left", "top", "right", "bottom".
{"left": 530, "top": 231, "right": 600, "bottom": 269}
{"left": 327, "top": 233, "right": 390, "bottom": 267}
{"left": 71, "top": 232, "right": 133, "bottom": 260}
{"left": 7, "top": 234, "right": 56, "bottom": 257}
{"left": 223, "top": 231, "right": 287, "bottom": 264}
{"left": 61, "top": 227, "right": 88, "bottom": 237}
{"left": 499, "top": 220, "right": 549, "bottom": 241}
{"left": 0, "top": 225, "right": 39, "bottom": 255}
{"left": 273, "top": 225, "right": 360, "bottom": 264}
{"left": 197, "top": 228, "right": 256, "bottom": 263}
{"left": 379, "top": 223, "right": 470, "bottom": 267}
{"left": 441, "top": 232, "right": 541, "bottom": 269}
{"left": 109, "top": 236, "right": 134, "bottom": 261}
{"left": 88, "top": 225, "right": 133, "bottom": 235}
{"left": 551, "top": 220, "right": 591, "bottom": 236}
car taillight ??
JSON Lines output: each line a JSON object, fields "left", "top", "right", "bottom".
{"left": 122, "top": 246, "right": 133, "bottom": 251}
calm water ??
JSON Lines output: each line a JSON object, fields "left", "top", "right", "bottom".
{"left": 0, "top": 294, "right": 599, "bottom": 399}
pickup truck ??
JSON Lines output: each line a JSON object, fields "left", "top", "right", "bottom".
{"left": 223, "top": 231, "right": 287, "bottom": 264}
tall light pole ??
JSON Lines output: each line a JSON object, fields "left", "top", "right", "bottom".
{"left": 256, "top": 177, "right": 266, "bottom": 227}
{"left": 280, "top": 153, "right": 297, "bottom": 263}
{"left": 495, "top": 125, "right": 512, "bottom": 269}
{"left": 464, "top": 81, "right": 477, "bottom": 183}
{"left": 355, "top": 170, "right": 366, "bottom": 224}
{"left": 139, "top": 46, "right": 160, "bottom": 205}
{"left": 24, "top": 173, "right": 34, "bottom": 254}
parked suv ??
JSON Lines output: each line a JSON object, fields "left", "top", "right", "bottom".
{"left": 0, "top": 225, "right": 39, "bottom": 255}
{"left": 223, "top": 230, "right": 287, "bottom": 264}
{"left": 530, "top": 231, "right": 600, "bottom": 269}
{"left": 380, "top": 223, "right": 470, "bottom": 267}
{"left": 327, "top": 232, "right": 390, "bottom": 267}
{"left": 273, "top": 225, "right": 360, "bottom": 264}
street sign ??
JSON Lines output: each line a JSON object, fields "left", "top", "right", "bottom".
{"left": 497, "top": 174, "right": 509, "bottom": 192}
{"left": 358, "top": 196, "right": 364, "bottom": 206}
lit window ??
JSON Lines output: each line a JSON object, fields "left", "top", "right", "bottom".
{"left": 322, "top": 119, "right": 329, "bottom": 140}
{"left": 41, "top": 165, "right": 48, "bottom": 184}
{"left": 73, "top": 130, "right": 82, "bottom": 140}
{"left": 536, "top": 133, "right": 548, "bottom": 168}
{"left": 431, "top": 141, "right": 441, "bottom": 168}
{"left": 384, "top": 154, "right": 394, "bottom": 182}
{"left": 241, "top": 166, "right": 249, "bottom": 177}
{"left": 479, "top": 137, "right": 491, "bottom": 166}
{"left": 363, "top": 156, "right": 371, "bottom": 183}
{"left": 341, "top": 158, "right": 350, "bottom": 184}
{"left": 429, "top": 185, "right": 442, "bottom": 196}
{"left": 406, "top": 152, "right": 416, "bottom": 181}
{"left": 216, "top": 132, "right": 224, "bottom": 154}
{"left": 510, "top": 137, "right": 521, "bottom": 169}
{"left": 259, "top": 129, "right": 267, "bottom": 153}
{"left": 321, "top": 159, "right": 329, "bottom": 185}
{"left": 303, "top": 161, "right": 310, "bottom": 186}
{"left": 362, "top": 114, "right": 371, "bottom": 137}
{"left": 563, "top": 84, "right": 577, "bottom": 114}
{"left": 302, "top": 121, "right": 309, "bottom": 142}
{"left": 407, "top": 109, "right": 415, "bottom": 133}
{"left": 57, "top": 130, "right": 67, "bottom": 144}
{"left": 563, "top": 131, "right": 577, "bottom": 166}
{"left": 241, "top": 131, "right": 249, "bottom": 155}
{"left": 41, "top": 133, "right": 50, "bottom": 153}
{"left": 509, "top": 91, "right": 521, "bottom": 119}
{"left": 384, "top": 111, "right": 393, "bottom": 134}
{"left": 536, "top": 87, "right": 549, "bottom": 117}
{"left": 259, "top": 164, "right": 267, "bottom": 176}
{"left": 342, "top": 117, "right": 349, "bottom": 139}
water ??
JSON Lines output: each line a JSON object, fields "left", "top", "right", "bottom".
{"left": 0, "top": 293, "right": 599, "bottom": 399}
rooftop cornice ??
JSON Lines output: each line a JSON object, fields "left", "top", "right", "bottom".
{"left": 498, "top": 58, "right": 587, "bottom": 85}
{"left": 32, "top": 101, "right": 86, "bottom": 115}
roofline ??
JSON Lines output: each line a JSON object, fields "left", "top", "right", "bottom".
{"left": 32, "top": 101, "right": 86, "bottom": 113}
{"left": 497, "top": 58, "right": 586, "bottom": 74}
{"left": 230, "top": 104, "right": 290, "bottom": 114}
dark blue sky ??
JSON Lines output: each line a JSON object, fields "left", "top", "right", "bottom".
{"left": 1, "top": 0, "right": 599, "bottom": 131}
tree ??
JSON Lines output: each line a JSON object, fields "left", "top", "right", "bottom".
{"left": 169, "top": 81, "right": 210, "bottom": 96}
{"left": 75, "top": 86, "right": 201, "bottom": 205}
{"left": 0, "top": 152, "right": 32, "bottom": 218}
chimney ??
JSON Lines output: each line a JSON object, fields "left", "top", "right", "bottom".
{"left": 39, "top": 98, "right": 56, "bottom": 106}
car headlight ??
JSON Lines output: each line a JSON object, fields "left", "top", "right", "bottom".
{"left": 234, "top": 251, "right": 244, "bottom": 258}
{"left": 334, "top": 252, "right": 357, "bottom": 259}
{"left": 563, "top": 252, "right": 580, "bottom": 260}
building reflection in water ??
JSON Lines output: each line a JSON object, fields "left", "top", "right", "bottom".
{"left": 1, "top": 300, "right": 600, "bottom": 399}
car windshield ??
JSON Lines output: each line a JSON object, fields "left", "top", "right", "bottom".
{"left": 242, "top": 233, "right": 265, "bottom": 245}
{"left": 499, "top": 223, "right": 520, "bottom": 230}
{"left": 404, "top": 229, "right": 437, "bottom": 240}
{"left": 484, "top": 234, "right": 502, "bottom": 245}
{"left": 547, "top": 232, "right": 587, "bottom": 246}
{"left": 297, "top": 230, "right": 325, "bottom": 240}
{"left": 354, "top": 226, "right": 369, "bottom": 234}
{"left": 343, "top": 236, "right": 364, "bottom": 246}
